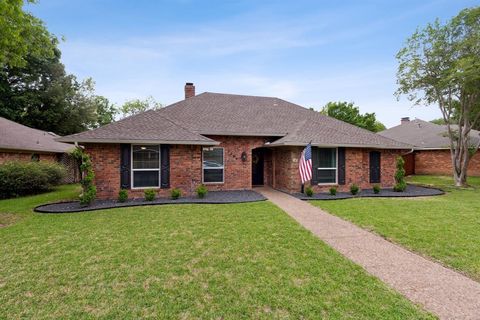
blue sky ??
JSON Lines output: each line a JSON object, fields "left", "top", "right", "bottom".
{"left": 28, "top": 0, "right": 477, "bottom": 127}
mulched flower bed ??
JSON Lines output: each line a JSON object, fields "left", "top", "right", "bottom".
{"left": 294, "top": 184, "right": 444, "bottom": 200}
{"left": 35, "top": 190, "right": 266, "bottom": 213}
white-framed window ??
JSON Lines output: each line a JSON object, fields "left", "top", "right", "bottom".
{"left": 131, "top": 144, "right": 160, "bottom": 188}
{"left": 317, "top": 148, "right": 337, "bottom": 184}
{"left": 202, "top": 147, "right": 224, "bottom": 183}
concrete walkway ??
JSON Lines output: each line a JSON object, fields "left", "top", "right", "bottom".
{"left": 257, "top": 187, "right": 480, "bottom": 320}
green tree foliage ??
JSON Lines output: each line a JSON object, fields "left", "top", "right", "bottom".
{"left": 430, "top": 118, "right": 447, "bottom": 125}
{"left": 0, "top": 0, "right": 56, "bottom": 68}
{"left": 320, "top": 101, "right": 386, "bottom": 132}
{"left": 0, "top": 47, "right": 117, "bottom": 135}
{"left": 120, "top": 96, "right": 163, "bottom": 118}
{"left": 396, "top": 7, "right": 480, "bottom": 186}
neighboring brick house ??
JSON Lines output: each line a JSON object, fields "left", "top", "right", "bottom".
{"left": 0, "top": 117, "right": 79, "bottom": 183}
{"left": 379, "top": 118, "right": 480, "bottom": 176}
{"left": 59, "top": 83, "right": 410, "bottom": 199}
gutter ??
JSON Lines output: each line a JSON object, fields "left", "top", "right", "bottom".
{"left": 54, "top": 138, "right": 220, "bottom": 146}
{"left": 265, "top": 142, "right": 412, "bottom": 150}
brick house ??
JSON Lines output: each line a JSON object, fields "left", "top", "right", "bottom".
{"left": 59, "top": 83, "right": 410, "bottom": 199}
{"left": 0, "top": 117, "right": 80, "bottom": 183}
{"left": 379, "top": 118, "right": 480, "bottom": 176}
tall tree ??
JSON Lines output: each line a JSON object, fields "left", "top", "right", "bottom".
{"left": 120, "top": 96, "right": 163, "bottom": 118}
{"left": 320, "top": 101, "right": 386, "bottom": 132}
{"left": 0, "top": 0, "right": 56, "bottom": 68}
{"left": 396, "top": 7, "right": 480, "bottom": 186}
{"left": 0, "top": 47, "right": 117, "bottom": 135}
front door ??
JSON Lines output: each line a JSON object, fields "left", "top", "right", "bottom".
{"left": 369, "top": 151, "right": 381, "bottom": 183}
{"left": 252, "top": 149, "right": 264, "bottom": 186}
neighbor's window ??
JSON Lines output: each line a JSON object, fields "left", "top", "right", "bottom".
{"left": 203, "top": 147, "right": 224, "bottom": 183}
{"left": 132, "top": 145, "right": 160, "bottom": 188}
{"left": 31, "top": 154, "right": 40, "bottom": 162}
{"left": 317, "top": 148, "right": 337, "bottom": 184}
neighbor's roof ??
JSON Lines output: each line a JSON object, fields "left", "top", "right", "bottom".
{"left": 0, "top": 117, "right": 74, "bottom": 153}
{"left": 378, "top": 119, "right": 480, "bottom": 149}
{"left": 59, "top": 92, "right": 411, "bottom": 149}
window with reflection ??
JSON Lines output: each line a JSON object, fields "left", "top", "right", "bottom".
{"left": 132, "top": 145, "right": 160, "bottom": 188}
{"left": 317, "top": 148, "right": 337, "bottom": 184}
{"left": 202, "top": 147, "right": 224, "bottom": 183}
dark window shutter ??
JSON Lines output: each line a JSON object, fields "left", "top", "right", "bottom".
{"left": 160, "top": 145, "right": 170, "bottom": 188}
{"left": 338, "top": 147, "right": 346, "bottom": 185}
{"left": 369, "top": 151, "right": 381, "bottom": 183}
{"left": 120, "top": 144, "right": 131, "bottom": 189}
{"left": 311, "top": 147, "right": 319, "bottom": 184}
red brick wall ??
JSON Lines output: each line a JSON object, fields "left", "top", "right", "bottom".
{"left": 272, "top": 147, "right": 302, "bottom": 191}
{"left": 415, "top": 150, "right": 480, "bottom": 176}
{"left": 272, "top": 147, "right": 402, "bottom": 194}
{"left": 0, "top": 150, "right": 57, "bottom": 164}
{"left": 85, "top": 136, "right": 270, "bottom": 200}
{"left": 203, "top": 136, "right": 268, "bottom": 191}
{"left": 85, "top": 140, "right": 405, "bottom": 199}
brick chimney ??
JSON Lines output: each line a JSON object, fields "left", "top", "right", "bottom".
{"left": 184, "top": 82, "right": 195, "bottom": 99}
{"left": 401, "top": 117, "right": 410, "bottom": 124}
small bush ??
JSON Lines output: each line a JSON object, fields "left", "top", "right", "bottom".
{"left": 0, "top": 161, "right": 66, "bottom": 199}
{"left": 171, "top": 188, "right": 181, "bottom": 200}
{"left": 350, "top": 184, "right": 360, "bottom": 195}
{"left": 305, "top": 186, "right": 314, "bottom": 197}
{"left": 329, "top": 187, "right": 337, "bottom": 196}
{"left": 394, "top": 181, "right": 407, "bottom": 192}
{"left": 196, "top": 185, "right": 208, "bottom": 198}
{"left": 373, "top": 184, "right": 381, "bottom": 194}
{"left": 144, "top": 189, "right": 156, "bottom": 201}
{"left": 118, "top": 189, "right": 128, "bottom": 202}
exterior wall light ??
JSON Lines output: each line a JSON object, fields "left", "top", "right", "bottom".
{"left": 241, "top": 151, "right": 247, "bottom": 162}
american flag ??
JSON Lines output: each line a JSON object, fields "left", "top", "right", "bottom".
{"left": 299, "top": 143, "right": 312, "bottom": 184}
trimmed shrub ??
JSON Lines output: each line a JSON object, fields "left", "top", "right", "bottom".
{"left": 118, "top": 189, "right": 128, "bottom": 202}
{"left": 0, "top": 161, "right": 66, "bottom": 199}
{"left": 144, "top": 189, "right": 156, "bottom": 201}
{"left": 171, "top": 188, "right": 181, "bottom": 200}
{"left": 350, "top": 184, "right": 360, "bottom": 195}
{"left": 305, "top": 186, "right": 314, "bottom": 197}
{"left": 196, "top": 185, "right": 208, "bottom": 198}
{"left": 394, "top": 156, "right": 407, "bottom": 192}
{"left": 329, "top": 187, "right": 337, "bottom": 196}
{"left": 373, "top": 184, "right": 381, "bottom": 194}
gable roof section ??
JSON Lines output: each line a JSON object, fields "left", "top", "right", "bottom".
{"left": 60, "top": 92, "right": 411, "bottom": 149}
{"left": 0, "top": 117, "right": 74, "bottom": 153}
{"left": 57, "top": 110, "right": 217, "bottom": 145}
{"left": 378, "top": 119, "right": 480, "bottom": 149}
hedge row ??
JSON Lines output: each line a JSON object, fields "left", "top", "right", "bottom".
{"left": 0, "top": 161, "right": 66, "bottom": 199}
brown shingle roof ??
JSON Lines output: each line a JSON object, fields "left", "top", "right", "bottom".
{"left": 379, "top": 119, "right": 480, "bottom": 149}
{"left": 58, "top": 110, "right": 217, "bottom": 145}
{"left": 0, "top": 117, "right": 74, "bottom": 153}
{"left": 60, "top": 92, "right": 411, "bottom": 149}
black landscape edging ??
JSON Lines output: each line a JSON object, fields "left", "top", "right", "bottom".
{"left": 294, "top": 184, "right": 444, "bottom": 200}
{"left": 34, "top": 190, "right": 266, "bottom": 213}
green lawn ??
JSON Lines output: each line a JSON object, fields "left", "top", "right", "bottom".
{"left": 0, "top": 187, "right": 433, "bottom": 319}
{"left": 310, "top": 175, "right": 480, "bottom": 281}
